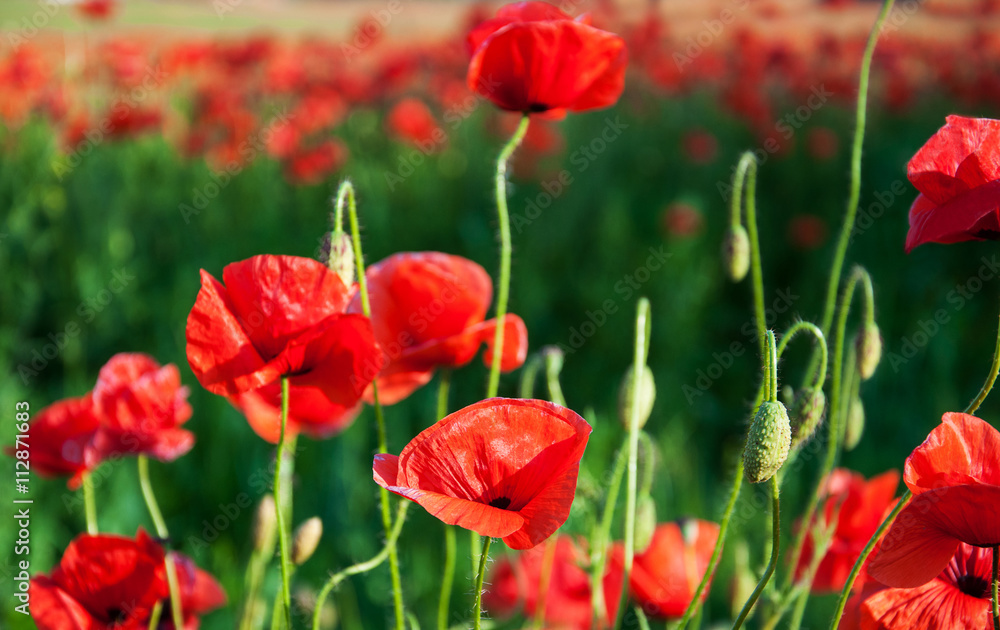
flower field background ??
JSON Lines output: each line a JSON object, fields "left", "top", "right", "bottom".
{"left": 3, "top": 0, "right": 1000, "bottom": 628}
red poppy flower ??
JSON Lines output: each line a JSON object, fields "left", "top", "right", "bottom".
{"left": 373, "top": 398, "right": 591, "bottom": 549}
{"left": 905, "top": 115, "right": 1000, "bottom": 252}
{"left": 21, "top": 396, "right": 102, "bottom": 489}
{"left": 788, "top": 214, "right": 829, "bottom": 250}
{"left": 386, "top": 98, "right": 444, "bottom": 149}
{"left": 75, "top": 0, "right": 117, "bottom": 21}
{"left": 858, "top": 543, "right": 995, "bottom": 629}
{"left": 30, "top": 530, "right": 168, "bottom": 630}
{"left": 484, "top": 535, "right": 622, "bottom": 628}
{"left": 868, "top": 413, "right": 1000, "bottom": 588}
{"left": 92, "top": 353, "right": 195, "bottom": 461}
{"left": 795, "top": 469, "right": 900, "bottom": 593}
{"left": 283, "top": 140, "right": 348, "bottom": 186}
{"left": 349, "top": 252, "right": 528, "bottom": 405}
{"left": 466, "top": 2, "right": 627, "bottom": 114}
{"left": 186, "top": 255, "right": 382, "bottom": 442}
{"left": 610, "top": 519, "right": 720, "bottom": 619}
{"left": 161, "top": 552, "right": 227, "bottom": 629}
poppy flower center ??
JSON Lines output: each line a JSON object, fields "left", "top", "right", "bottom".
{"left": 956, "top": 574, "right": 989, "bottom": 599}
{"left": 526, "top": 103, "right": 549, "bottom": 113}
{"left": 974, "top": 228, "right": 1000, "bottom": 240}
{"left": 489, "top": 496, "right": 512, "bottom": 510}
{"left": 105, "top": 606, "right": 128, "bottom": 623}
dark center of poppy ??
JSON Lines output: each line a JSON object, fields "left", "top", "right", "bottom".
{"left": 956, "top": 574, "right": 989, "bottom": 599}
{"left": 526, "top": 103, "right": 550, "bottom": 113}
{"left": 105, "top": 607, "right": 128, "bottom": 623}
{"left": 974, "top": 229, "right": 1000, "bottom": 240}
{"left": 489, "top": 496, "right": 512, "bottom": 510}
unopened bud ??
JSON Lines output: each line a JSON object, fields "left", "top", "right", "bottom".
{"left": 292, "top": 517, "right": 323, "bottom": 566}
{"left": 742, "top": 401, "right": 791, "bottom": 484}
{"left": 618, "top": 365, "right": 656, "bottom": 430}
{"left": 634, "top": 495, "right": 657, "bottom": 552}
{"left": 844, "top": 396, "right": 865, "bottom": 451}
{"left": 721, "top": 225, "right": 750, "bottom": 282}
{"left": 319, "top": 231, "right": 355, "bottom": 288}
{"left": 790, "top": 387, "right": 826, "bottom": 448}
{"left": 253, "top": 495, "right": 277, "bottom": 552}
{"left": 855, "top": 322, "right": 881, "bottom": 380}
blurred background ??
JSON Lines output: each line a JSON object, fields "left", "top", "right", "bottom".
{"left": 3, "top": 0, "right": 1000, "bottom": 627}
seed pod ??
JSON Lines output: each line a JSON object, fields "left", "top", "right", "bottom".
{"left": 319, "top": 231, "right": 355, "bottom": 288}
{"left": 844, "top": 396, "right": 865, "bottom": 451}
{"left": 855, "top": 322, "right": 882, "bottom": 381}
{"left": 292, "top": 517, "right": 323, "bottom": 566}
{"left": 721, "top": 225, "right": 751, "bottom": 282}
{"left": 634, "top": 495, "right": 657, "bottom": 553}
{"left": 252, "top": 495, "right": 277, "bottom": 552}
{"left": 618, "top": 365, "right": 656, "bottom": 430}
{"left": 743, "top": 400, "right": 791, "bottom": 484}
{"left": 790, "top": 387, "right": 826, "bottom": 448}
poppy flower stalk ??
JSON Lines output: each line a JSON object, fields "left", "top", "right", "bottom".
{"left": 271, "top": 377, "right": 294, "bottom": 629}
{"left": 436, "top": 371, "right": 455, "bottom": 630}
{"left": 81, "top": 472, "right": 97, "bottom": 534}
{"left": 992, "top": 545, "right": 999, "bottom": 630}
{"left": 137, "top": 454, "right": 185, "bottom": 629}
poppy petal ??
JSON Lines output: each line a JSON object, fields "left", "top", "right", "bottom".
{"left": 28, "top": 576, "right": 97, "bottom": 630}
{"left": 860, "top": 577, "right": 988, "bottom": 629}
{"left": 501, "top": 459, "right": 579, "bottom": 549}
{"left": 481, "top": 314, "right": 530, "bottom": 372}
{"left": 387, "top": 485, "right": 526, "bottom": 538}
{"left": 904, "top": 412, "right": 1000, "bottom": 492}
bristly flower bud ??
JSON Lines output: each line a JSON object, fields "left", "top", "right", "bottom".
{"left": 722, "top": 225, "right": 751, "bottom": 282}
{"left": 790, "top": 387, "right": 826, "bottom": 448}
{"left": 319, "top": 230, "right": 355, "bottom": 288}
{"left": 618, "top": 365, "right": 656, "bottom": 430}
{"left": 743, "top": 400, "right": 791, "bottom": 484}
{"left": 291, "top": 517, "right": 323, "bottom": 566}
{"left": 844, "top": 396, "right": 865, "bottom": 451}
{"left": 855, "top": 322, "right": 882, "bottom": 381}
{"left": 253, "top": 495, "right": 277, "bottom": 552}
{"left": 634, "top": 495, "right": 657, "bottom": 553}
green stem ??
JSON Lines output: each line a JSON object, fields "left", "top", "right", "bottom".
{"left": 470, "top": 530, "right": 481, "bottom": 586}
{"left": 966, "top": 302, "right": 1000, "bottom": 415}
{"left": 544, "top": 347, "right": 567, "bottom": 407}
{"left": 818, "top": 0, "right": 895, "bottom": 335}
{"left": 730, "top": 153, "right": 767, "bottom": 359}
{"left": 992, "top": 545, "right": 999, "bottom": 630}
{"left": 147, "top": 602, "right": 163, "bottom": 630}
{"left": 273, "top": 378, "right": 293, "bottom": 629}
{"left": 241, "top": 544, "right": 270, "bottom": 630}
{"left": 732, "top": 476, "right": 780, "bottom": 630}
{"left": 766, "top": 331, "right": 778, "bottom": 403}
{"left": 436, "top": 372, "right": 454, "bottom": 630}
{"left": 533, "top": 537, "right": 558, "bottom": 629}
{"left": 591, "top": 445, "right": 629, "bottom": 626}
{"left": 487, "top": 114, "right": 531, "bottom": 399}
{"left": 312, "top": 501, "right": 411, "bottom": 630}
{"left": 615, "top": 298, "right": 651, "bottom": 630}
{"left": 519, "top": 353, "right": 544, "bottom": 398}
{"left": 776, "top": 322, "right": 828, "bottom": 388}
{"left": 137, "top": 455, "right": 184, "bottom": 630}
{"left": 342, "top": 179, "right": 406, "bottom": 630}
{"left": 82, "top": 472, "right": 97, "bottom": 535}
{"left": 473, "top": 537, "right": 493, "bottom": 630}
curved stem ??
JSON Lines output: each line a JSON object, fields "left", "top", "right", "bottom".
{"left": 147, "top": 602, "right": 162, "bottom": 630}
{"left": 473, "top": 537, "right": 493, "bottom": 630}
{"left": 591, "top": 445, "right": 629, "bottom": 626}
{"left": 819, "top": 0, "right": 895, "bottom": 334}
{"left": 273, "top": 378, "right": 293, "bottom": 629}
{"left": 487, "top": 114, "right": 531, "bottom": 399}
{"left": 732, "top": 153, "right": 767, "bottom": 359}
{"left": 766, "top": 330, "right": 778, "bottom": 403}
{"left": 732, "top": 476, "right": 780, "bottom": 630}
{"left": 614, "top": 298, "right": 651, "bottom": 630}
{"left": 436, "top": 372, "right": 454, "bottom": 630}
{"left": 966, "top": 302, "right": 1000, "bottom": 415}
{"left": 519, "top": 353, "right": 544, "bottom": 399}
{"left": 312, "top": 501, "right": 410, "bottom": 630}
{"left": 544, "top": 348, "right": 567, "bottom": 407}
{"left": 776, "top": 322, "right": 828, "bottom": 389}
{"left": 343, "top": 179, "right": 405, "bottom": 629}
{"left": 82, "top": 472, "right": 97, "bottom": 535}
{"left": 137, "top": 455, "right": 184, "bottom": 630}
{"left": 992, "top": 545, "right": 999, "bottom": 630}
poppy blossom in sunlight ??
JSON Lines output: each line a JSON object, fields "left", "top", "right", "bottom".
{"left": 92, "top": 353, "right": 195, "bottom": 461}
{"left": 905, "top": 115, "right": 1000, "bottom": 252}
{"left": 484, "top": 535, "right": 622, "bottom": 628}
{"left": 795, "top": 468, "right": 900, "bottom": 593}
{"left": 349, "top": 252, "right": 528, "bottom": 405}
{"left": 373, "top": 398, "right": 591, "bottom": 549}
{"left": 186, "top": 255, "right": 382, "bottom": 442}
{"left": 21, "top": 396, "right": 102, "bottom": 489}
{"left": 868, "top": 413, "right": 1000, "bottom": 588}
{"left": 466, "top": 1, "right": 627, "bottom": 114}
{"left": 610, "top": 519, "right": 720, "bottom": 619}
{"left": 854, "top": 543, "right": 995, "bottom": 629}
{"left": 30, "top": 530, "right": 168, "bottom": 629}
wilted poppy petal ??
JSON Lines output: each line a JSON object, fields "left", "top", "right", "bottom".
{"left": 904, "top": 412, "right": 1000, "bottom": 492}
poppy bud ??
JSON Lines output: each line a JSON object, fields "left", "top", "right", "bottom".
{"left": 319, "top": 231, "right": 355, "bottom": 288}
{"left": 721, "top": 225, "right": 750, "bottom": 282}
{"left": 855, "top": 322, "right": 881, "bottom": 380}
{"left": 253, "top": 495, "right": 277, "bottom": 552}
{"left": 742, "top": 401, "right": 791, "bottom": 484}
{"left": 634, "top": 495, "right": 657, "bottom": 552}
{"left": 618, "top": 365, "right": 655, "bottom": 430}
{"left": 292, "top": 517, "right": 323, "bottom": 566}
{"left": 844, "top": 396, "right": 865, "bottom": 451}
{"left": 790, "top": 387, "right": 826, "bottom": 448}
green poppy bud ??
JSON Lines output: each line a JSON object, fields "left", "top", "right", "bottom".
{"left": 634, "top": 495, "right": 657, "bottom": 553}
{"left": 618, "top": 365, "right": 656, "bottom": 430}
{"left": 292, "top": 517, "right": 323, "bottom": 566}
{"left": 319, "top": 231, "right": 355, "bottom": 288}
{"left": 743, "top": 400, "right": 791, "bottom": 484}
{"left": 790, "top": 387, "right": 826, "bottom": 448}
{"left": 252, "top": 494, "right": 277, "bottom": 553}
{"left": 855, "top": 322, "right": 882, "bottom": 381}
{"left": 844, "top": 396, "right": 865, "bottom": 451}
{"left": 722, "top": 225, "right": 751, "bottom": 282}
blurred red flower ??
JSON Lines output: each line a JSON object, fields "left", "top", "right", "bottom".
{"left": 868, "top": 413, "right": 1000, "bottom": 588}
{"left": 466, "top": 1, "right": 627, "bottom": 114}
{"left": 807, "top": 126, "right": 840, "bottom": 160}
{"left": 386, "top": 97, "right": 444, "bottom": 149}
{"left": 610, "top": 519, "right": 720, "bottom": 619}
{"left": 662, "top": 202, "right": 704, "bottom": 238}
{"left": 75, "top": 0, "right": 117, "bottom": 21}
{"left": 795, "top": 468, "right": 900, "bottom": 593}
{"left": 788, "top": 214, "right": 829, "bottom": 250}
{"left": 22, "top": 396, "right": 102, "bottom": 489}
{"left": 186, "top": 255, "right": 382, "bottom": 442}
{"left": 283, "top": 140, "right": 348, "bottom": 186}
{"left": 905, "top": 115, "right": 1000, "bottom": 252}
{"left": 373, "top": 398, "right": 591, "bottom": 549}
{"left": 682, "top": 129, "right": 718, "bottom": 164}
{"left": 484, "top": 536, "right": 622, "bottom": 628}
{"left": 350, "top": 252, "right": 528, "bottom": 405}
{"left": 92, "top": 353, "right": 195, "bottom": 462}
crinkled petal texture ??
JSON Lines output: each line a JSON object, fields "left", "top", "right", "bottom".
{"left": 860, "top": 544, "right": 994, "bottom": 630}
{"left": 905, "top": 115, "right": 1000, "bottom": 252}
{"left": 468, "top": 19, "right": 626, "bottom": 114}
{"left": 30, "top": 530, "right": 168, "bottom": 630}
{"left": 869, "top": 413, "right": 1000, "bottom": 588}
{"left": 92, "top": 353, "right": 194, "bottom": 462}
{"left": 373, "top": 398, "right": 591, "bottom": 549}
{"left": 465, "top": 1, "right": 589, "bottom": 54}
{"left": 352, "top": 252, "right": 528, "bottom": 405}
{"left": 24, "top": 395, "right": 102, "bottom": 489}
